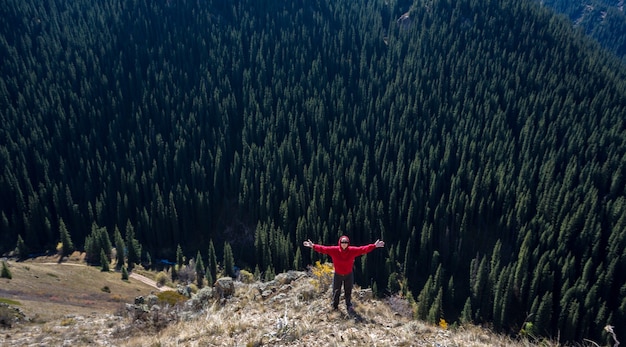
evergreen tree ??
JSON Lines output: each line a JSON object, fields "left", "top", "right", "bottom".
{"left": 207, "top": 240, "right": 218, "bottom": 283}
{"left": 223, "top": 242, "right": 235, "bottom": 278}
{"left": 1, "top": 261, "right": 11, "bottom": 279}
{"left": 58, "top": 219, "right": 74, "bottom": 258}
{"left": 176, "top": 244, "right": 185, "bottom": 268}
{"left": 195, "top": 250, "right": 205, "bottom": 288}
{"left": 100, "top": 249, "right": 110, "bottom": 272}
{"left": 264, "top": 264, "right": 275, "bottom": 281}
{"left": 15, "top": 234, "right": 27, "bottom": 260}
{"left": 125, "top": 221, "right": 141, "bottom": 271}
{"left": 114, "top": 226, "right": 125, "bottom": 271}
{"left": 145, "top": 251, "right": 152, "bottom": 270}
{"left": 205, "top": 265, "right": 213, "bottom": 287}
{"left": 293, "top": 247, "right": 302, "bottom": 270}
{"left": 121, "top": 266, "right": 129, "bottom": 280}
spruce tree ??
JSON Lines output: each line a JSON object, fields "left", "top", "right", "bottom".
{"left": 195, "top": 250, "right": 205, "bottom": 288}
{"left": 114, "top": 226, "right": 125, "bottom": 271}
{"left": 293, "top": 247, "right": 302, "bottom": 270}
{"left": 1, "top": 261, "right": 11, "bottom": 279}
{"left": 223, "top": 242, "right": 235, "bottom": 278}
{"left": 207, "top": 240, "right": 218, "bottom": 282}
{"left": 205, "top": 265, "right": 213, "bottom": 287}
{"left": 100, "top": 249, "right": 110, "bottom": 272}
{"left": 125, "top": 221, "right": 141, "bottom": 271}
{"left": 176, "top": 244, "right": 185, "bottom": 268}
{"left": 145, "top": 251, "right": 152, "bottom": 270}
{"left": 58, "top": 219, "right": 74, "bottom": 258}
{"left": 15, "top": 234, "right": 27, "bottom": 260}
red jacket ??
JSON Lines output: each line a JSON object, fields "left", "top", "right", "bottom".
{"left": 312, "top": 236, "right": 377, "bottom": 275}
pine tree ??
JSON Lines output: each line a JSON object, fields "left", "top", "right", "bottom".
{"left": 205, "top": 265, "right": 213, "bottom": 287}
{"left": 176, "top": 244, "right": 185, "bottom": 268}
{"left": 58, "top": 219, "right": 74, "bottom": 258}
{"left": 146, "top": 251, "right": 152, "bottom": 270}
{"left": 121, "top": 266, "right": 129, "bottom": 280}
{"left": 114, "top": 226, "right": 125, "bottom": 271}
{"left": 125, "top": 221, "right": 141, "bottom": 271}
{"left": 264, "top": 264, "right": 275, "bottom": 281}
{"left": 207, "top": 240, "right": 218, "bottom": 283}
{"left": 195, "top": 250, "right": 205, "bottom": 288}
{"left": 223, "top": 242, "right": 235, "bottom": 278}
{"left": 1, "top": 261, "right": 12, "bottom": 279}
{"left": 293, "top": 247, "right": 302, "bottom": 270}
{"left": 461, "top": 297, "right": 473, "bottom": 324}
{"left": 15, "top": 234, "right": 27, "bottom": 260}
{"left": 100, "top": 249, "right": 110, "bottom": 272}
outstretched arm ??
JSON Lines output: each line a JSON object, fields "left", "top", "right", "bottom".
{"left": 351, "top": 239, "right": 385, "bottom": 256}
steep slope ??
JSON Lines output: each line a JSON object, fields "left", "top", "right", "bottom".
{"left": 1, "top": 0, "right": 626, "bottom": 343}
{"left": 538, "top": 0, "right": 626, "bottom": 60}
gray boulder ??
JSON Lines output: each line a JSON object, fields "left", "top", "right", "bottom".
{"left": 214, "top": 277, "right": 235, "bottom": 298}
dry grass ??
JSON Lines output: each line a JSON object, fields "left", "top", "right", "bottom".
{"left": 0, "top": 254, "right": 152, "bottom": 321}
{"left": 0, "top": 257, "right": 610, "bottom": 347}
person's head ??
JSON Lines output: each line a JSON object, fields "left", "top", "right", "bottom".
{"left": 338, "top": 236, "right": 350, "bottom": 249}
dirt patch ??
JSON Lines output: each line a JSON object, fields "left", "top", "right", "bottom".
{"left": 0, "top": 254, "right": 160, "bottom": 322}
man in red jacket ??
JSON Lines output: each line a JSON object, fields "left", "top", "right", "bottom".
{"left": 303, "top": 236, "right": 385, "bottom": 312}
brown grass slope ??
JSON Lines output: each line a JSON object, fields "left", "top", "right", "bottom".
{"left": 0, "top": 256, "right": 590, "bottom": 347}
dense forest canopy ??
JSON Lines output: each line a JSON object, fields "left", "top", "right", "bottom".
{"left": 538, "top": 0, "right": 626, "bottom": 60}
{"left": 2, "top": 0, "right": 626, "bottom": 342}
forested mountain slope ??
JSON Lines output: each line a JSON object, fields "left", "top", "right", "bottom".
{"left": 538, "top": 0, "right": 626, "bottom": 60}
{"left": 1, "top": 0, "right": 626, "bottom": 342}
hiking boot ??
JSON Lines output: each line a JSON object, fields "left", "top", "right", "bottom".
{"left": 347, "top": 305, "right": 355, "bottom": 314}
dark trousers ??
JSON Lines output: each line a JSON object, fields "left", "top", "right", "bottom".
{"left": 332, "top": 272, "right": 354, "bottom": 308}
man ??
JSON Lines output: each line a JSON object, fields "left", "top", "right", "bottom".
{"left": 303, "top": 236, "right": 385, "bottom": 312}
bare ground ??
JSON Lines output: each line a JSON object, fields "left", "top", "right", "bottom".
{"left": 0, "top": 253, "right": 165, "bottom": 346}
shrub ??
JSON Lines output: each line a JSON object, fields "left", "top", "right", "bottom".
{"left": 238, "top": 269, "right": 255, "bottom": 284}
{"left": 309, "top": 261, "right": 333, "bottom": 293}
{"left": 177, "top": 263, "right": 196, "bottom": 284}
{"left": 1, "top": 261, "right": 12, "bottom": 279}
{"left": 156, "top": 290, "right": 187, "bottom": 306}
{"left": 155, "top": 271, "right": 169, "bottom": 287}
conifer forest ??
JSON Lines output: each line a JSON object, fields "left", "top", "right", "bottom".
{"left": 2, "top": 0, "right": 626, "bottom": 342}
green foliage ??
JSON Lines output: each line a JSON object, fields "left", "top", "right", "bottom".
{"left": 114, "top": 226, "right": 125, "bottom": 271}
{"left": 387, "top": 272, "right": 401, "bottom": 295}
{"left": 125, "top": 221, "right": 141, "bottom": 271}
{"left": 100, "top": 250, "right": 110, "bottom": 272}
{"left": 264, "top": 265, "right": 276, "bottom": 282}
{"left": 195, "top": 250, "right": 205, "bottom": 288}
{"left": 1, "top": 0, "right": 626, "bottom": 342}
{"left": 223, "top": 242, "right": 235, "bottom": 278}
{"left": 84, "top": 224, "right": 112, "bottom": 266}
{"left": 1, "top": 262, "right": 12, "bottom": 279}
{"left": 239, "top": 269, "right": 255, "bottom": 284}
{"left": 121, "top": 266, "right": 129, "bottom": 280}
{"left": 156, "top": 291, "right": 187, "bottom": 306}
{"left": 155, "top": 271, "right": 169, "bottom": 288}
{"left": 207, "top": 241, "right": 218, "bottom": 285}
{"left": 176, "top": 244, "right": 184, "bottom": 268}
{"left": 58, "top": 219, "right": 74, "bottom": 257}
{"left": 204, "top": 266, "right": 213, "bottom": 287}
{"left": 15, "top": 235, "right": 27, "bottom": 260}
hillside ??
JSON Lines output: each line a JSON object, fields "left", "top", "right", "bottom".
{"left": 0, "top": 257, "right": 585, "bottom": 346}
{"left": 2, "top": 0, "right": 626, "bottom": 343}
{"left": 538, "top": 0, "right": 626, "bottom": 60}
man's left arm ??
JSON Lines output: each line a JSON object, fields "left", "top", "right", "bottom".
{"left": 353, "top": 239, "right": 385, "bottom": 256}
